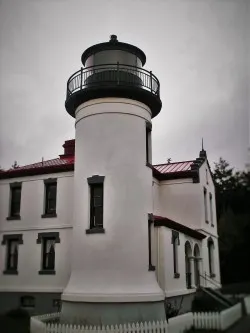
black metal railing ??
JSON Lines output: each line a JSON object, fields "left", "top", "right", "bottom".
{"left": 66, "top": 63, "right": 160, "bottom": 99}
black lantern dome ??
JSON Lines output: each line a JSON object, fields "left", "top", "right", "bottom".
{"left": 65, "top": 35, "right": 162, "bottom": 118}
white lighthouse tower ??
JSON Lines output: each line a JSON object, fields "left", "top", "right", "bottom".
{"left": 61, "top": 35, "right": 165, "bottom": 325}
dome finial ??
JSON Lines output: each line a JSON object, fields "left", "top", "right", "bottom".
{"left": 110, "top": 34, "right": 118, "bottom": 43}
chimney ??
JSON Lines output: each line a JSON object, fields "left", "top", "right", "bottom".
{"left": 60, "top": 139, "right": 75, "bottom": 159}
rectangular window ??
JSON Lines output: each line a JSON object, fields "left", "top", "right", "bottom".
{"left": 42, "top": 237, "right": 56, "bottom": 270}
{"left": 37, "top": 232, "right": 60, "bottom": 274}
{"left": 8, "top": 183, "right": 22, "bottom": 219}
{"left": 20, "top": 296, "right": 35, "bottom": 308}
{"left": 43, "top": 179, "right": 57, "bottom": 217}
{"left": 204, "top": 187, "right": 208, "bottom": 223}
{"left": 6, "top": 239, "right": 19, "bottom": 271}
{"left": 90, "top": 184, "right": 103, "bottom": 229}
{"left": 209, "top": 193, "right": 214, "bottom": 226}
{"left": 172, "top": 231, "right": 180, "bottom": 278}
{"left": 1, "top": 234, "right": 23, "bottom": 274}
{"left": 148, "top": 214, "right": 155, "bottom": 271}
{"left": 146, "top": 121, "right": 152, "bottom": 165}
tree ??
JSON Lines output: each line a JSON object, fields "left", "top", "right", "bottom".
{"left": 213, "top": 158, "right": 250, "bottom": 284}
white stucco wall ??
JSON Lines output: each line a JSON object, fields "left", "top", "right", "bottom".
{"left": 153, "top": 158, "right": 221, "bottom": 290}
{"left": 198, "top": 161, "right": 218, "bottom": 235}
{"left": 154, "top": 178, "right": 202, "bottom": 230}
{"left": 63, "top": 98, "right": 164, "bottom": 303}
{"left": 0, "top": 228, "right": 72, "bottom": 292}
{"left": 160, "top": 227, "right": 202, "bottom": 297}
{"left": 0, "top": 172, "right": 74, "bottom": 292}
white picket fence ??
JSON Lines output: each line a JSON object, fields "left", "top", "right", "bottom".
{"left": 193, "top": 303, "right": 242, "bottom": 330}
{"left": 31, "top": 301, "right": 244, "bottom": 333}
{"left": 31, "top": 313, "right": 193, "bottom": 333}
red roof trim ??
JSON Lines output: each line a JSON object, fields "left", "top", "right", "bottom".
{"left": 153, "top": 215, "right": 206, "bottom": 240}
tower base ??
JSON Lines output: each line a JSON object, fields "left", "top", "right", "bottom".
{"left": 61, "top": 300, "right": 166, "bottom": 325}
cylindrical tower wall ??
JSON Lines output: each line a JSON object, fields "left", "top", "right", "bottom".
{"left": 61, "top": 98, "right": 165, "bottom": 324}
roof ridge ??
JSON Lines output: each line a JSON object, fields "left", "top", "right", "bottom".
{"left": 153, "top": 160, "right": 194, "bottom": 166}
{"left": 16, "top": 157, "right": 61, "bottom": 169}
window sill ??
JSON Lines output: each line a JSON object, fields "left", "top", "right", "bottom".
{"left": 205, "top": 220, "right": 209, "bottom": 224}
{"left": 174, "top": 273, "right": 180, "bottom": 279}
{"left": 3, "top": 270, "right": 18, "bottom": 275}
{"left": 6, "top": 216, "right": 21, "bottom": 221}
{"left": 41, "top": 213, "right": 57, "bottom": 218}
{"left": 148, "top": 264, "right": 156, "bottom": 271}
{"left": 39, "top": 270, "right": 56, "bottom": 275}
{"left": 86, "top": 228, "right": 105, "bottom": 234}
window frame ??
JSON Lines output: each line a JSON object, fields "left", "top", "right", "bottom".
{"left": 20, "top": 296, "right": 35, "bottom": 308}
{"left": 7, "top": 182, "right": 22, "bottom": 220}
{"left": 42, "top": 179, "right": 57, "bottom": 218}
{"left": 148, "top": 213, "right": 155, "bottom": 271}
{"left": 172, "top": 230, "right": 180, "bottom": 278}
{"left": 86, "top": 175, "right": 105, "bottom": 234}
{"left": 208, "top": 237, "right": 215, "bottom": 278}
{"left": 1, "top": 234, "right": 23, "bottom": 274}
{"left": 209, "top": 192, "right": 214, "bottom": 227}
{"left": 204, "top": 187, "right": 209, "bottom": 224}
{"left": 146, "top": 121, "right": 152, "bottom": 167}
{"left": 37, "top": 232, "right": 60, "bottom": 274}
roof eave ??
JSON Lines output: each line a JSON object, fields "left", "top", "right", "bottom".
{"left": 153, "top": 215, "right": 206, "bottom": 240}
{"left": 0, "top": 164, "right": 74, "bottom": 180}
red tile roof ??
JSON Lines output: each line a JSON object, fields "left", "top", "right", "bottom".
{"left": 1, "top": 139, "right": 204, "bottom": 180}
{"left": 10, "top": 157, "right": 74, "bottom": 171}
{"left": 154, "top": 161, "right": 194, "bottom": 173}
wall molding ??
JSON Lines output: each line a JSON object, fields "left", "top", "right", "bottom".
{"left": 0, "top": 224, "right": 73, "bottom": 233}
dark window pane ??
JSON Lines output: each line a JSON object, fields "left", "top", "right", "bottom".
{"left": 10, "top": 187, "right": 21, "bottom": 216}
{"left": 20, "top": 296, "right": 35, "bottom": 308}
{"left": 7, "top": 239, "right": 18, "bottom": 270}
{"left": 90, "top": 184, "right": 103, "bottom": 228}
{"left": 45, "top": 183, "right": 57, "bottom": 214}
{"left": 42, "top": 238, "right": 55, "bottom": 270}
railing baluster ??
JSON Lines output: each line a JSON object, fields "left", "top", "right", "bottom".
{"left": 80, "top": 68, "right": 83, "bottom": 90}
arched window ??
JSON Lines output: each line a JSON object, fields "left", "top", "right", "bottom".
{"left": 194, "top": 244, "right": 201, "bottom": 287}
{"left": 172, "top": 231, "right": 180, "bottom": 278}
{"left": 207, "top": 237, "right": 215, "bottom": 277}
{"left": 185, "top": 241, "right": 192, "bottom": 288}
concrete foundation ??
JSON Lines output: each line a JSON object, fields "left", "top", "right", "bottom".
{"left": 0, "top": 292, "right": 61, "bottom": 316}
{"left": 61, "top": 300, "right": 166, "bottom": 325}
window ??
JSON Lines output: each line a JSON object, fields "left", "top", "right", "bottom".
{"left": 172, "top": 230, "right": 180, "bottom": 278}
{"left": 146, "top": 121, "right": 152, "bottom": 166}
{"left": 208, "top": 238, "right": 215, "bottom": 278}
{"left": 7, "top": 183, "right": 22, "bottom": 219}
{"left": 37, "top": 232, "right": 60, "bottom": 274}
{"left": 148, "top": 214, "right": 155, "bottom": 271}
{"left": 42, "top": 238, "right": 55, "bottom": 270}
{"left": 206, "top": 169, "right": 209, "bottom": 184}
{"left": 204, "top": 187, "right": 208, "bottom": 223}
{"left": 86, "top": 175, "right": 105, "bottom": 233}
{"left": 209, "top": 193, "right": 214, "bottom": 226}
{"left": 1, "top": 234, "right": 23, "bottom": 274}
{"left": 42, "top": 179, "right": 57, "bottom": 217}
{"left": 53, "top": 299, "right": 61, "bottom": 309}
{"left": 20, "top": 296, "right": 35, "bottom": 308}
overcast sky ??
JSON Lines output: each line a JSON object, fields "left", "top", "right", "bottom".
{"left": 0, "top": 0, "right": 249, "bottom": 171}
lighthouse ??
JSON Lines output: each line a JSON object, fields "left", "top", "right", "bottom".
{"left": 61, "top": 35, "right": 165, "bottom": 325}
